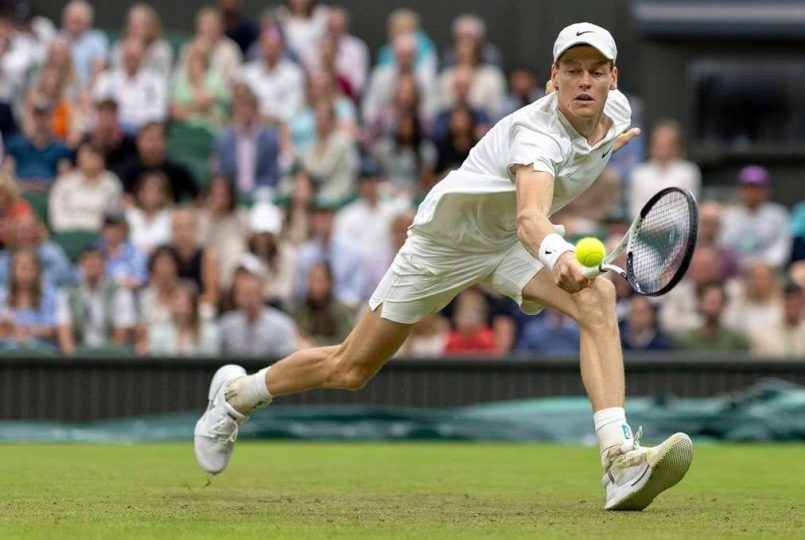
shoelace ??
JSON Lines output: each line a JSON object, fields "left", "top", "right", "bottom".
{"left": 210, "top": 416, "right": 240, "bottom": 444}
{"left": 613, "top": 426, "right": 646, "bottom": 468}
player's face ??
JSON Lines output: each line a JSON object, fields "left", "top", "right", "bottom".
{"left": 551, "top": 46, "right": 617, "bottom": 120}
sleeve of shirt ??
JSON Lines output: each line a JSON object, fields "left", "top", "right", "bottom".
{"left": 507, "top": 123, "right": 564, "bottom": 178}
{"left": 112, "top": 289, "right": 137, "bottom": 328}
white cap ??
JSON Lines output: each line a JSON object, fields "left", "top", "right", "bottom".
{"left": 552, "top": 22, "right": 617, "bottom": 63}
{"left": 249, "top": 203, "right": 282, "bottom": 235}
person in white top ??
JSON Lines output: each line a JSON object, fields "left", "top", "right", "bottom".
{"left": 322, "top": 8, "right": 369, "bottom": 96}
{"left": 627, "top": 119, "right": 701, "bottom": 218}
{"left": 194, "top": 23, "right": 694, "bottom": 512}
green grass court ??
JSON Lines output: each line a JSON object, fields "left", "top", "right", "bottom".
{"left": 1, "top": 442, "right": 803, "bottom": 539}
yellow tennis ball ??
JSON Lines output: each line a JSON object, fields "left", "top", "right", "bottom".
{"left": 575, "top": 237, "right": 606, "bottom": 267}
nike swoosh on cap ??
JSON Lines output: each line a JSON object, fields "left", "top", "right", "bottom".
{"left": 576, "top": 30, "right": 594, "bottom": 36}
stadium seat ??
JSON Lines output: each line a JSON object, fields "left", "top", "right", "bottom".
{"left": 167, "top": 122, "right": 214, "bottom": 191}
{"left": 52, "top": 230, "right": 100, "bottom": 263}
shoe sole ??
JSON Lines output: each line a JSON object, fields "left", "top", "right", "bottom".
{"left": 607, "top": 433, "right": 693, "bottom": 511}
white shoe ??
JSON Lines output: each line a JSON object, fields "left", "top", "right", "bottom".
{"left": 604, "top": 430, "right": 693, "bottom": 511}
{"left": 194, "top": 364, "right": 249, "bottom": 475}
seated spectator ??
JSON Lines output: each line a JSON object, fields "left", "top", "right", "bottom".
{"left": 0, "top": 19, "right": 35, "bottom": 104}
{"left": 280, "top": 168, "right": 315, "bottom": 246}
{"left": 443, "top": 285, "right": 517, "bottom": 355}
{"left": 212, "top": 84, "right": 281, "bottom": 198}
{"left": 501, "top": 67, "right": 542, "bottom": 117}
{"left": 302, "top": 102, "right": 358, "bottom": 204}
{"left": 288, "top": 69, "right": 357, "bottom": 155}
{"left": 147, "top": 279, "right": 220, "bottom": 356}
{"left": 100, "top": 211, "right": 147, "bottom": 290}
{"left": 719, "top": 165, "right": 791, "bottom": 270}
{"left": 83, "top": 99, "right": 138, "bottom": 176}
{"left": 218, "top": 0, "right": 259, "bottom": 56}
{"left": 219, "top": 270, "right": 297, "bottom": 356}
{"left": 435, "top": 104, "right": 478, "bottom": 175}
{"left": 56, "top": 245, "right": 136, "bottom": 354}
{"left": 37, "top": 36, "right": 82, "bottom": 101}
{"left": 170, "top": 207, "right": 219, "bottom": 312}
{"left": 198, "top": 177, "right": 248, "bottom": 287}
{"left": 246, "top": 203, "right": 296, "bottom": 308}
{"left": 119, "top": 122, "right": 200, "bottom": 202}
{"left": 697, "top": 201, "right": 741, "bottom": 280}
{"left": 790, "top": 200, "right": 805, "bottom": 264}
{"left": 22, "top": 66, "right": 84, "bottom": 147}
{"left": 169, "top": 38, "right": 230, "bottom": 132}
{"left": 60, "top": 0, "right": 108, "bottom": 89}
{"left": 676, "top": 281, "right": 748, "bottom": 351}
{"left": 432, "top": 65, "right": 492, "bottom": 143}
{"left": 136, "top": 244, "right": 181, "bottom": 350}
{"left": 48, "top": 141, "right": 122, "bottom": 232}
{"left": 295, "top": 201, "right": 365, "bottom": 309}
{"left": 92, "top": 37, "right": 168, "bottom": 133}
{"left": 0, "top": 171, "right": 33, "bottom": 249}
{"left": 125, "top": 171, "right": 172, "bottom": 254}
{"left": 396, "top": 314, "right": 449, "bottom": 358}
{"left": 110, "top": 4, "right": 173, "bottom": 80}
{"left": 3, "top": 100, "right": 72, "bottom": 190}
{"left": 321, "top": 7, "right": 368, "bottom": 97}
{"left": 437, "top": 36, "right": 505, "bottom": 121}
{"left": 628, "top": 119, "right": 701, "bottom": 219}
{"left": 444, "top": 289, "right": 498, "bottom": 356}
{"left": 0, "top": 214, "right": 74, "bottom": 288}
{"left": 441, "top": 14, "right": 502, "bottom": 69}
{"left": 9, "top": 2, "right": 56, "bottom": 68}
{"left": 750, "top": 282, "right": 805, "bottom": 357}
{"left": 276, "top": 0, "right": 329, "bottom": 70}
{"left": 181, "top": 7, "right": 242, "bottom": 83}
{"left": 363, "top": 72, "right": 426, "bottom": 149}
{"left": 294, "top": 261, "right": 352, "bottom": 346}
{"left": 314, "top": 35, "right": 357, "bottom": 102}
{"left": 620, "top": 295, "right": 674, "bottom": 351}
{"left": 728, "top": 261, "right": 783, "bottom": 339}
{"left": 239, "top": 25, "right": 304, "bottom": 123}
{"left": 371, "top": 111, "right": 436, "bottom": 196}
{"left": 516, "top": 309, "right": 580, "bottom": 356}
{"left": 375, "top": 8, "right": 437, "bottom": 77}
{"left": 0, "top": 248, "right": 58, "bottom": 350}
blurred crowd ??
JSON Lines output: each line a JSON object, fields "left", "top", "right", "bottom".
{"left": 0, "top": 0, "right": 802, "bottom": 359}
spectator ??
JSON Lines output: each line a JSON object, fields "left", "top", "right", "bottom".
{"left": 0, "top": 171, "right": 33, "bottom": 249}
{"left": 363, "top": 72, "right": 426, "bottom": 149}
{"left": 301, "top": 101, "right": 358, "bottom": 204}
{"left": 0, "top": 248, "right": 58, "bottom": 350}
{"left": 315, "top": 34, "right": 357, "bottom": 102}
{"left": 124, "top": 170, "right": 172, "bottom": 254}
{"left": 56, "top": 245, "right": 136, "bottom": 354}
{"left": 719, "top": 165, "right": 791, "bottom": 269}
{"left": 136, "top": 244, "right": 181, "bottom": 350}
{"left": 294, "top": 261, "right": 352, "bottom": 346}
{"left": 444, "top": 289, "right": 498, "bottom": 356}
{"left": 219, "top": 271, "right": 297, "bottom": 356}
{"left": 100, "top": 211, "right": 147, "bottom": 290}
{"left": 443, "top": 285, "right": 517, "bottom": 355}
{"left": 169, "top": 38, "right": 231, "bottom": 132}
{"left": 697, "top": 201, "right": 741, "bottom": 280}
{"left": 119, "top": 122, "right": 199, "bottom": 202}
{"left": 516, "top": 309, "right": 580, "bottom": 356}
{"left": 8, "top": 1, "right": 56, "bottom": 67}
{"left": 92, "top": 37, "right": 168, "bottom": 133}
{"left": 276, "top": 0, "right": 329, "bottom": 70}
{"left": 375, "top": 8, "right": 437, "bottom": 77}
{"left": 281, "top": 168, "right": 315, "bottom": 246}
{"left": 790, "top": 200, "right": 805, "bottom": 264}
{"left": 148, "top": 279, "right": 220, "bottom": 356}
{"left": 246, "top": 203, "right": 296, "bottom": 308}
{"left": 751, "top": 282, "right": 805, "bottom": 357}
{"left": 0, "top": 213, "right": 74, "bottom": 288}
{"left": 295, "top": 201, "right": 365, "bottom": 309}
{"left": 371, "top": 111, "right": 437, "bottom": 196}
{"left": 218, "top": 0, "right": 259, "bottom": 56}
{"left": 83, "top": 99, "right": 139, "bottom": 176}
{"left": 437, "top": 36, "right": 505, "bottom": 120}
{"left": 501, "top": 67, "right": 542, "bottom": 117}
{"left": 22, "top": 66, "right": 84, "bottom": 147}
{"left": 396, "top": 314, "right": 449, "bottom": 358}
{"left": 60, "top": 0, "right": 108, "bottom": 89}
{"left": 728, "top": 261, "right": 783, "bottom": 338}
{"left": 321, "top": 7, "right": 369, "bottom": 97}
{"left": 676, "top": 281, "right": 748, "bottom": 351}
{"left": 4, "top": 100, "right": 72, "bottom": 190}
{"left": 197, "top": 177, "right": 248, "bottom": 288}
{"left": 432, "top": 65, "right": 492, "bottom": 143}
{"left": 628, "top": 119, "right": 701, "bottom": 219}
{"left": 239, "top": 25, "right": 304, "bottom": 123}
{"left": 49, "top": 141, "right": 122, "bottom": 232}
{"left": 213, "top": 83, "right": 281, "bottom": 198}
{"left": 0, "top": 6, "right": 40, "bottom": 104}
{"left": 182, "top": 7, "right": 242, "bottom": 83}
{"left": 435, "top": 104, "right": 478, "bottom": 175}
{"left": 170, "top": 207, "right": 219, "bottom": 312}
{"left": 442, "top": 14, "right": 503, "bottom": 69}
{"left": 620, "top": 295, "right": 674, "bottom": 351}
{"left": 37, "top": 36, "right": 82, "bottom": 101}
{"left": 110, "top": 3, "right": 173, "bottom": 79}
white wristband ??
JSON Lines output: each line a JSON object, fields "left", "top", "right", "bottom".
{"left": 538, "top": 232, "right": 575, "bottom": 271}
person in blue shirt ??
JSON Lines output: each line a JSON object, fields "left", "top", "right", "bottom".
{"left": 619, "top": 295, "right": 675, "bottom": 351}
{"left": 99, "top": 211, "right": 147, "bottom": 290}
{"left": 0, "top": 213, "right": 75, "bottom": 289}
{"left": 61, "top": 0, "right": 109, "bottom": 88}
{"left": 515, "top": 308, "right": 580, "bottom": 356}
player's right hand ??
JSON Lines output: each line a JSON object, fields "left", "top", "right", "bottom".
{"left": 553, "top": 252, "right": 590, "bottom": 294}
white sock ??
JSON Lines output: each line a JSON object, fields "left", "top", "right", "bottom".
{"left": 593, "top": 407, "right": 634, "bottom": 465}
{"left": 225, "top": 367, "right": 273, "bottom": 414}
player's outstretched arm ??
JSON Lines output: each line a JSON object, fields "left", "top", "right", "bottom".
{"left": 513, "top": 166, "right": 589, "bottom": 293}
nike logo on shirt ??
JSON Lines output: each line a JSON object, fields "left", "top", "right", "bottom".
{"left": 602, "top": 148, "right": 611, "bottom": 158}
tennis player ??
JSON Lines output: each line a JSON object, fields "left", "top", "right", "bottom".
{"left": 195, "top": 22, "right": 693, "bottom": 511}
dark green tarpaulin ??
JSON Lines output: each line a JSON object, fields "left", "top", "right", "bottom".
{"left": 1, "top": 379, "right": 803, "bottom": 442}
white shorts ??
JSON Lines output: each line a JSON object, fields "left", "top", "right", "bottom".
{"left": 368, "top": 231, "right": 545, "bottom": 324}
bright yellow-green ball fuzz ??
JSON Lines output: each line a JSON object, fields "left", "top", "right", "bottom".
{"left": 575, "top": 237, "right": 606, "bottom": 267}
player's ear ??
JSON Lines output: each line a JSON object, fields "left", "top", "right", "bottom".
{"left": 550, "top": 63, "right": 559, "bottom": 92}
{"left": 610, "top": 65, "right": 619, "bottom": 90}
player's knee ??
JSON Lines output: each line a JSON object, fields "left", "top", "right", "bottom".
{"left": 573, "top": 278, "right": 617, "bottom": 326}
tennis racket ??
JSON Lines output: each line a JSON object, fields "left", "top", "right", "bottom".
{"left": 582, "top": 187, "right": 698, "bottom": 296}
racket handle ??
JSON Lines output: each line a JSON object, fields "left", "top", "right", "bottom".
{"left": 583, "top": 263, "right": 627, "bottom": 280}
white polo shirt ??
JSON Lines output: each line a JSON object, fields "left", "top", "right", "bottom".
{"left": 412, "top": 90, "right": 632, "bottom": 250}
{"left": 93, "top": 68, "right": 168, "bottom": 129}
{"left": 239, "top": 59, "right": 305, "bottom": 122}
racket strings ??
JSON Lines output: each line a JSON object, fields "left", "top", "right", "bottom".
{"left": 629, "top": 190, "right": 694, "bottom": 295}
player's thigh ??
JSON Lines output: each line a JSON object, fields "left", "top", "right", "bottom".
{"left": 333, "top": 305, "right": 415, "bottom": 375}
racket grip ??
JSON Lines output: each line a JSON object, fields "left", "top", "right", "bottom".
{"left": 582, "top": 265, "right": 604, "bottom": 279}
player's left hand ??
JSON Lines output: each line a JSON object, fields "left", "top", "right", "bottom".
{"left": 613, "top": 127, "right": 641, "bottom": 153}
